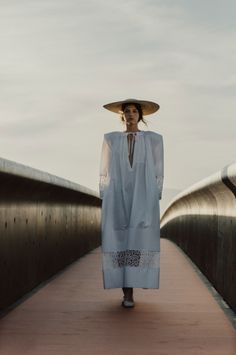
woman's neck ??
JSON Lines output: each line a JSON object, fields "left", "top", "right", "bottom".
{"left": 124, "top": 125, "right": 141, "bottom": 133}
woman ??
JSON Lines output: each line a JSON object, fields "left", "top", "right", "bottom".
{"left": 99, "top": 98, "right": 164, "bottom": 308}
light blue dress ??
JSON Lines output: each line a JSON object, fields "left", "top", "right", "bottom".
{"left": 99, "top": 130, "right": 164, "bottom": 289}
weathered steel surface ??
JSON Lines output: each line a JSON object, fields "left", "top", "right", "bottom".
{"left": 0, "top": 157, "right": 101, "bottom": 312}
{"left": 161, "top": 162, "right": 236, "bottom": 313}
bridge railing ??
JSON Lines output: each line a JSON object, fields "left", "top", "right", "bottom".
{"left": 160, "top": 162, "right": 236, "bottom": 313}
{"left": 0, "top": 157, "right": 101, "bottom": 312}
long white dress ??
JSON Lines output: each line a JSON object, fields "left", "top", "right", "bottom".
{"left": 99, "top": 130, "right": 164, "bottom": 289}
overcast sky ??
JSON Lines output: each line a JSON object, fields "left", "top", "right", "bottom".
{"left": 0, "top": 0, "right": 235, "bottom": 195}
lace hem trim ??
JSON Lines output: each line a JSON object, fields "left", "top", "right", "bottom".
{"left": 102, "top": 250, "right": 160, "bottom": 269}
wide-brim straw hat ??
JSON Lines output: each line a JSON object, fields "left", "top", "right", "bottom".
{"left": 103, "top": 98, "right": 160, "bottom": 116}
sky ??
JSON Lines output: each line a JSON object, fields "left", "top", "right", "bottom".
{"left": 0, "top": 0, "right": 235, "bottom": 199}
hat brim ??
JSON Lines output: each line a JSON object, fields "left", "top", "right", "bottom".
{"left": 103, "top": 98, "right": 160, "bottom": 116}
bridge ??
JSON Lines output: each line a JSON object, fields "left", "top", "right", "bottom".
{"left": 0, "top": 157, "right": 235, "bottom": 354}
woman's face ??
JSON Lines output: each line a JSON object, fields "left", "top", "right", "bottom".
{"left": 123, "top": 104, "right": 140, "bottom": 125}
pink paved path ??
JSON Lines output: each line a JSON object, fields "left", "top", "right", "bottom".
{"left": 0, "top": 239, "right": 235, "bottom": 355}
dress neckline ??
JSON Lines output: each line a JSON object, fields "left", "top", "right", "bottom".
{"left": 121, "top": 130, "right": 144, "bottom": 134}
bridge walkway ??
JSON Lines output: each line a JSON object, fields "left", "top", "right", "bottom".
{"left": 0, "top": 239, "right": 235, "bottom": 354}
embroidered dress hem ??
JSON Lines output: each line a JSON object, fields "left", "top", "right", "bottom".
{"left": 102, "top": 267, "right": 160, "bottom": 289}
{"left": 102, "top": 249, "right": 160, "bottom": 289}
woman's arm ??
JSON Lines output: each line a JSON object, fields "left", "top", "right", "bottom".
{"left": 99, "top": 134, "right": 112, "bottom": 199}
{"left": 152, "top": 135, "right": 164, "bottom": 200}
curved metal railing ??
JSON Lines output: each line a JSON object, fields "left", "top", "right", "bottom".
{"left": 160, "top": 162, "right": 236, "bottom": 313}
{"left": 0, "top": 157, "right": 101, "bottom": 312}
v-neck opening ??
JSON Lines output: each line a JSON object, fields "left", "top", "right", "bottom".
{"left": 127, "top": 134, "right": 136, "bottom": 169}
{"left": 119, "top": 131, "right": 146, "bottom": 171}
{"left": 125, "top": 133, "right": 139, "bottom": 171}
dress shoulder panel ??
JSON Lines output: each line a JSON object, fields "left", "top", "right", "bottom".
{"left": 147, "top": 131, "right": 163, "bottom": 142}
{"left": 104, "top": 131, "right": 120, "bottom": 140}
{"left": 103, "top": 131, "right": 119, "bottom": 149}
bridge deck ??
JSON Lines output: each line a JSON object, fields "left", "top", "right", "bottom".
{"left": 0, "top": 239, "right": 235, "bottom": 354}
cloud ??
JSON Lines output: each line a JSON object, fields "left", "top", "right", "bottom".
{"left": 0, "top": 0, "right": 235, "bottom": 192}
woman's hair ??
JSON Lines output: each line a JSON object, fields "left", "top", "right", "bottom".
{"left": 119, "top": 102, "right": 148, "bottom": 126}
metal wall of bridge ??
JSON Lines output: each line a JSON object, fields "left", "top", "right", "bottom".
{"left": 160, "top": 162, "right": 236, "bottom": 313}
{"left": 0, "top": 157, "right": 101, "bottom": 312}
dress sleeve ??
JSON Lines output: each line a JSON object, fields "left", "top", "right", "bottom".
{"left": 99, "top": 134, "right": 112, "bottom": 199}
{"left": 152, "top": 135, "right": 164, "bottom": 200}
